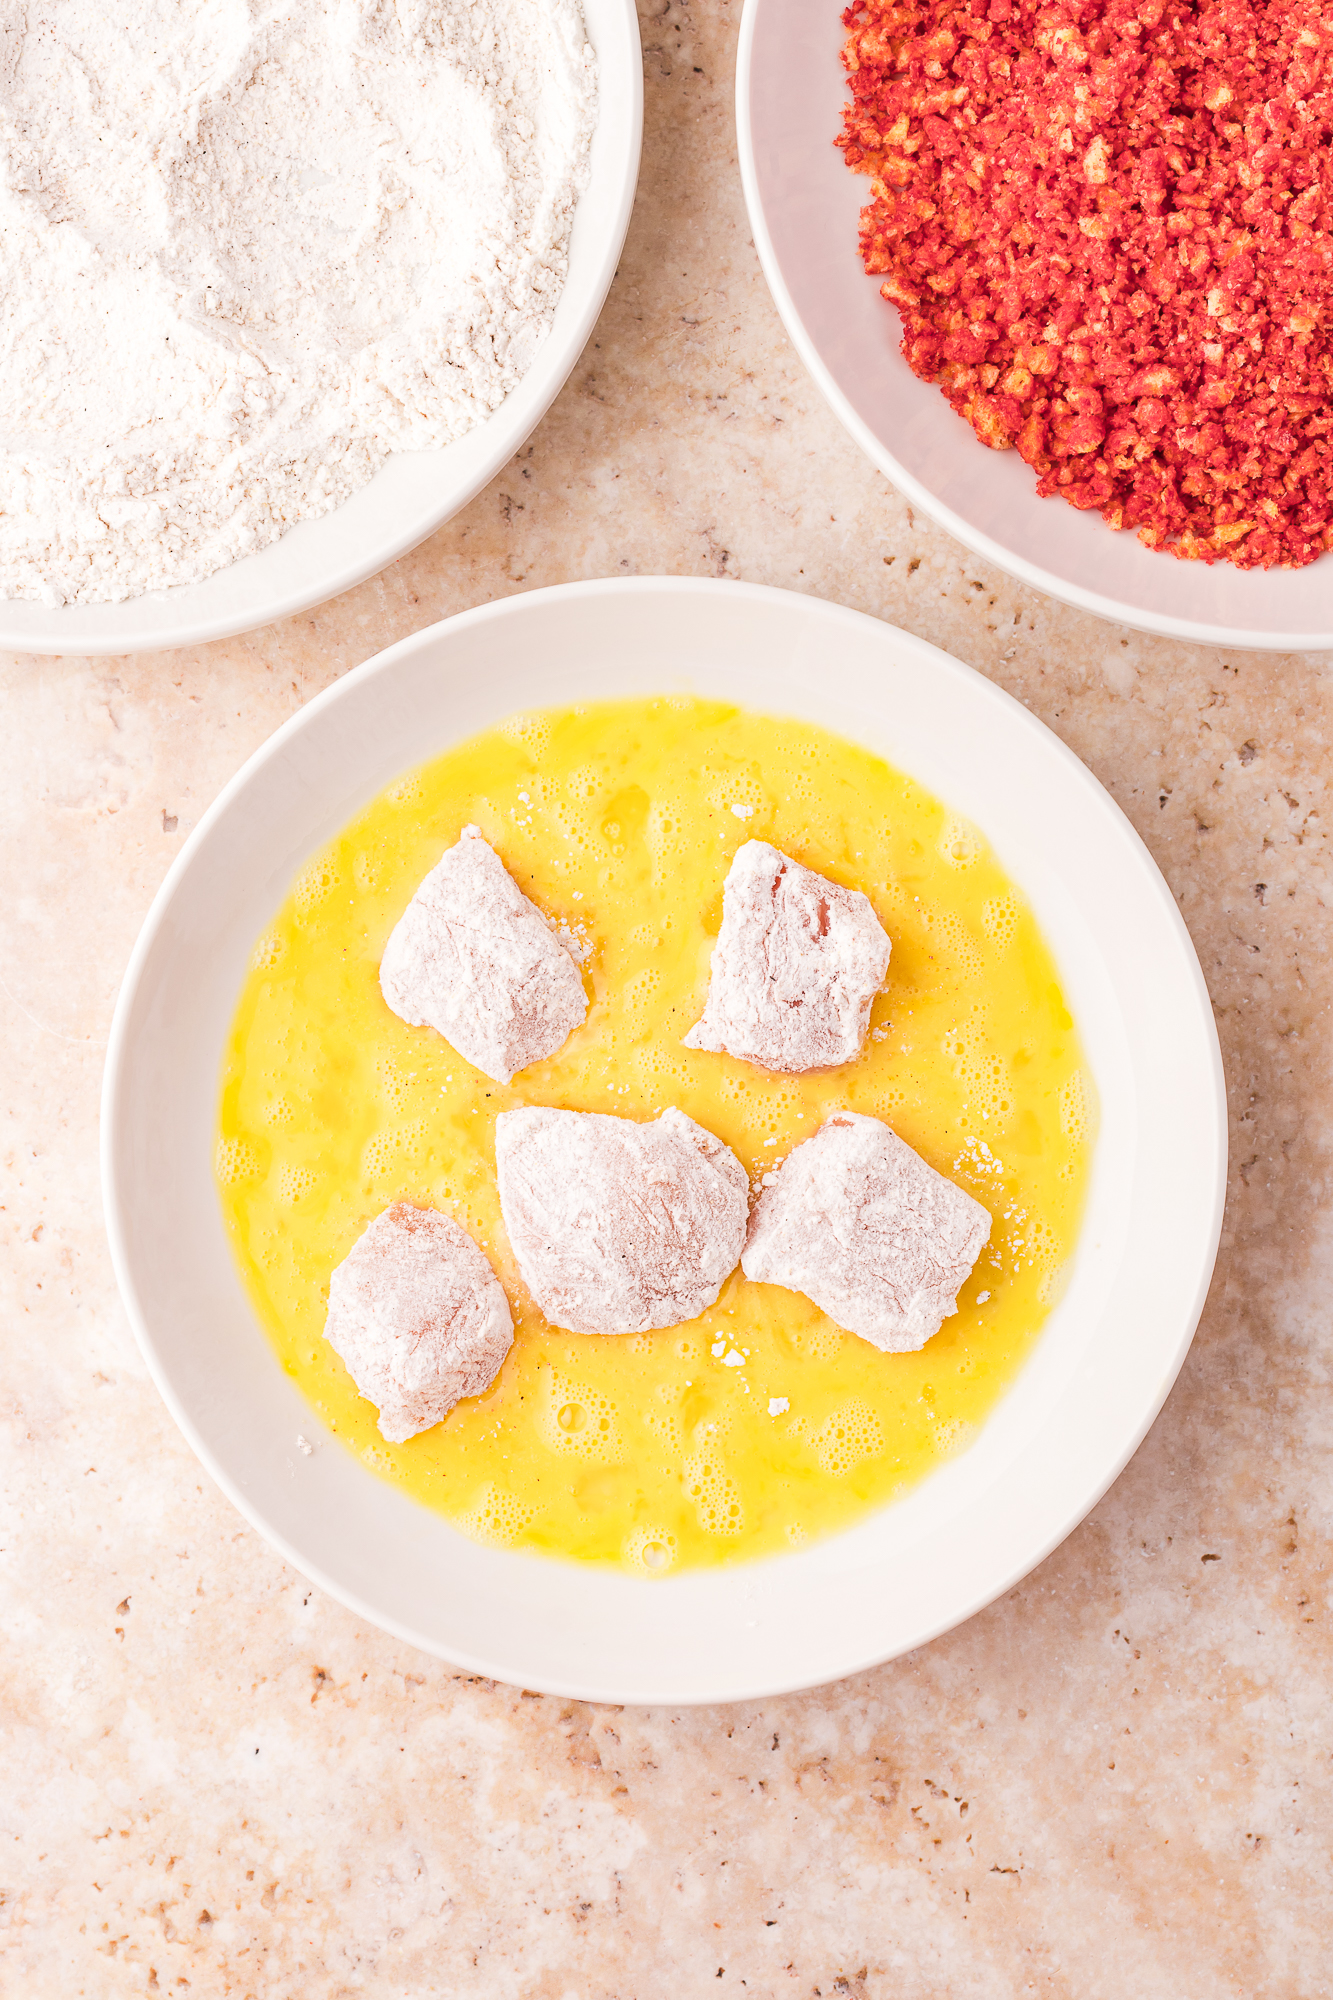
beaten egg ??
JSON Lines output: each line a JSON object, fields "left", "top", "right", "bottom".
{"left": 217, "top": 697, "right": 1093, "bottom": 1571}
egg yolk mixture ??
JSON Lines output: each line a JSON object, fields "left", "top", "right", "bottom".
{"left": 217, "top": 697, "right": 1093, "bottom": 1572}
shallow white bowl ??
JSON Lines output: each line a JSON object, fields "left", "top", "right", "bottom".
{"left": 737, "top": 0, "right": 1333, "bottom": 651}
{"left": 102, "top": 577, "right": 1225, "bottom": 1702}
{"left": 0, "top": 0, "right": 641, "bottom": 659}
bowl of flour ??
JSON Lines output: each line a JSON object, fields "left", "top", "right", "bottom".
{"left": 0, "top": 0, "right": 641, "bottom": 654}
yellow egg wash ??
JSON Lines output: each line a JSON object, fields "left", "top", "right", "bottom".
{"left": 217, "top": 697, "right": 1093, "bottom": 1572}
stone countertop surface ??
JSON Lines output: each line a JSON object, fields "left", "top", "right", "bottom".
{"left": 3, "top": 5, "right": 1330, "bottom": 1996}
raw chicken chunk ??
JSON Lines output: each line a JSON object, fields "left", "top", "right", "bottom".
{"left": 683, "top": 841, "right": 891, "bottom": 1071}
{"left": 380, "top": 824, "right": 586, "bottom": 1084}
{"left": 742, "top": 1113, "right": 991, "bottom": 1352}
{"left": 324, "top": 1202, "right": 513, "bottom": 1442}
{"left": 495, "top": 1106, "right": 749, "bottom": 1335}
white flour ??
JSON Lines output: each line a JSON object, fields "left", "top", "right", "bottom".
{"left": 0, "top": 0, "right": 596, "bottom": 604}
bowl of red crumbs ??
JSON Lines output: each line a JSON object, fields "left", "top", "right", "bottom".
{"left": 737, "top": 0, "right": 1333, "bottom": 648}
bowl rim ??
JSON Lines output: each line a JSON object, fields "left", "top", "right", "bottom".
{"left": 101, "top": 576, "right": 1229, "bottom": 1701}
{"left": 0, "top": 0, "right": 643, "bottom": 658}
{"left": 735, "top": 0, "right": 1333, "bottom": 654}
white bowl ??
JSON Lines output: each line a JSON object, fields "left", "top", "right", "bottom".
{"left": 102, "top": 577, "right": 1226, "bottom": 1702}
{"left": 737, "top": 0, "right": 1333, "bottom": 652}
{"left": 0, "top": 0, "right": 641, "bottom": 659}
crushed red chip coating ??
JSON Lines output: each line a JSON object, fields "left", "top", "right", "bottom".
{"left": 837, "top": 0, "right": 1333, "bottom": 568}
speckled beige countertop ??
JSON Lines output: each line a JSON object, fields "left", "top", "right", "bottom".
{"left": 3, "top": 4, "right": 1331, "bottom": 1996}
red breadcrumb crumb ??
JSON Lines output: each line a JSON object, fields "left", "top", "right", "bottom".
{"left": 837, "top": 0, "right": 1333, "bottom": 568}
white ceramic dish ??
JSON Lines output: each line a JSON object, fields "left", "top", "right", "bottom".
{"left": 736, "top": 0, "right": 1333, "bottom": 652}
{"left": 0, "top": 0, "right": 641, "bottom": 660}
{"left": 102, "top": 577, "right": 1226, "bottom": 1702}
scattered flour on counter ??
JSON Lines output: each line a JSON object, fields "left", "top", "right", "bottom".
{"left": 0, "top": 0, "right": 597, "bottom": 604}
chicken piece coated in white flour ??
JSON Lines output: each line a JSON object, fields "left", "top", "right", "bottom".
{"left": 324, "top": 1202, "right": 514, "bottom": 1443}
{"left": 683, "top": 842, "right": 891, "bottom": 1072}
{"left": 495, "top": 1106, "right": 749, "bottom": 1336}
{"left": 380, "top": 825, "right": 587, "bottom": 1084}
{"left": 742, "top": 1113, "right": 991, "bottom": 1352}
